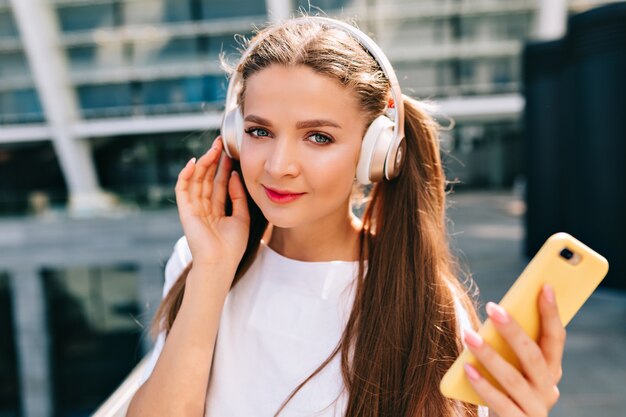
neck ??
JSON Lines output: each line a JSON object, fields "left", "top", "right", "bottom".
{"left": 267, "top": 211, "right": 362, "bottom": 262}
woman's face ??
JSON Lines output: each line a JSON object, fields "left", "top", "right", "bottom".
{"left": 239, "top": 64, "right": 367, "bottom": 230}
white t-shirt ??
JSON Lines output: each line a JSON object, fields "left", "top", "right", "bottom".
{"left": 139, "top": 237, "right": 485, "bottom": 417}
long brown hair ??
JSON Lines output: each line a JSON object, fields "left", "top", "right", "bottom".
{"left": 151, "top": 18, "right": 479, "bottom": 417}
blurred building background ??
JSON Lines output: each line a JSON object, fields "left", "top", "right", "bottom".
{"left": 0, "top": 1, "right": 624, "bottom": 416}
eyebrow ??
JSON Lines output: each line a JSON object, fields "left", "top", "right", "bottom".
{"left": 244, "top": 114, "right": 341, "bottom": 129}
{"left": 244, "top": 114, "right": 273, "bottom": 126}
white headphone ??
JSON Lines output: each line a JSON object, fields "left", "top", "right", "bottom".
{"left": 220, "top": 16, "right": 405, "bottom": 185}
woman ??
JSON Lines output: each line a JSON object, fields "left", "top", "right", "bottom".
{"left": 128, "top": 16, "right": 565, "bottom": 417}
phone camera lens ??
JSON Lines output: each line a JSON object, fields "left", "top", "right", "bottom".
{"left": 560, "top": 248, "right": 574, "bottom": 260}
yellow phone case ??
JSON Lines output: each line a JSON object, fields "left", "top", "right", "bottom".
{"left": 440, "top": 232, "right": 609, "bottom": 406}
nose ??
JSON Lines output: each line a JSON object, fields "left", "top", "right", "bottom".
{"left": 264, "top": 136, "right": 299, "bottom": 178}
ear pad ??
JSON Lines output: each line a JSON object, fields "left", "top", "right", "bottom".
{"left": 221, "top": 107, "right": 244, "bottom": 160}
{"left": 356, "top": 115, "right": 395, "bottom": 185}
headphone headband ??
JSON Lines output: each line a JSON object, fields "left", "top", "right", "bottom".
{"left": 222, "top": 16, "right": 406, "bottom": 183}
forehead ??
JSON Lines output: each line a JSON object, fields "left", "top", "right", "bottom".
{"left": 242, "top": 64, "right": 364, "bottom": 123}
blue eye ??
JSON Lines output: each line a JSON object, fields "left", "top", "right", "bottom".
{"left": 307, "top": 133, "right": 333, "bottom": 145}
{"left": 245, "top": 128, "right": 271, "bottom": 138}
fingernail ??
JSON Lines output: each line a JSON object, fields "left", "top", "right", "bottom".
{"left": 464, "top": 363, "right": 481, "bottom": 382}
{"left": 462, "top": 329, "right": 483, "bottom": 349}
{"left": 188, "top": 157, "right": 196, "bottom": 165}
{"left": 543, "top": 284, "right": 555, "bottom": 305}
{"left": 486, "top": 302, "right": 509, "bottom": 324}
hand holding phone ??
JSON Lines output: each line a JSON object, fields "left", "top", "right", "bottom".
{"left": 440, "top": 232, "right": 609, "bottom": 406}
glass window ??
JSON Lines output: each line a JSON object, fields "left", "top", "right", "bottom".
{"left": 492, "top": 57, "right": 513, "bottom": 85}
{"left": 77, "top": 75, "right": 226, "bottom": 119}
{"left": 0, "top": 51, "right": 29, "bottom": 77}
{"left": 435, "top": 61, "right": 455, "bottom": 95}
{"left": 294, "top": 0, "right": 350, "bottom": 11}
{"left": 459, "top": 60, "right": 476, "bottom": 85}
{"left": 395, "top": 62, "right": 438, "bottom": 95}
{"left": 67, "top": 45, "right": 98, "bottom": 70}
{"left": 163, "top": 0, "right": 192, "bottom": 22}
{"left": 388, "top": 19, "right": 441, "bottom": 48}
{"left": 460, "top": 17, "right": 479, "bottom": 41}
{"left": 93, "top": 130, "right": 215, "bottom": 205}
{"left": 8, "top": 89, "right": 43, "bottom": 115}
{"left": 203, "top": 74, "right": 227, "bottom": 104}
{"left": 67, "top": 44, "right": 125, "bottom": 71}
{"left": 77, "top": 83, "right": 133, "bottom": 111}
{"left": 131, "top": 37, "right": 199, "bottom": 66}
{"left": 0, "top": 142, "right": 67, "bottom": 216}
{"left": 205, "top": 33, "right": 248, "bottom": 57}
{"left": 142, "top": 79, "right": 186, "bottom": 105}
{"left": 56, "top": 4, "right": 118, "bottom": 32}
{"left": 123, "top": 0, "right": 191, "bottom": 25}
{"left": 0, "top": 89, "right": 45, "bottom": 125}
{"left": 501, "top": 13, "right": 531, "bottom": 40}
{"left": 0, "top": 272, "right": 20, "bottom": 417}
{"left": 43, "top": 265, "right": 143, "bottom": 416}
{"left": 0, "top": 11, "right": 19, "bottom": 38}
{"left": 199, "top": 0, "right": 265, "bottom": 19}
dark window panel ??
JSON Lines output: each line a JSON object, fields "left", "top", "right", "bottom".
{"left": 0, "top": 272, "right": 20, "bottom": 417}
{"left": 43, "top": 266, "right": 143, "bottom": 416}
{"left": 93, "top": 130, "right": 215, "bottom": 206}
{"left": 0, "top": 142, "right": 67, "bottom": 216}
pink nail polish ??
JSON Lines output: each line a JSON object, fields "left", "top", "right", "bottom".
{"left": 463, "top": 329, "right": 483, "bottom": 349}
{"left": 486, "top": 302, "right": 509, "bottom": 324}
{"left": 464, "top": 363, "right": 481, "bottom": 382}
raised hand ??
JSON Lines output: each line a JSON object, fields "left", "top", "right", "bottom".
{"left": 462, "top": 285, "right": 566, "bottom": 417}
{"left": 175, "top": 137, "right": 250, "bottom": 274}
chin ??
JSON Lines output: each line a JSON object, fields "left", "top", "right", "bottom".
{"left": 258, "top": 208, "right": 304, "bottom": 229}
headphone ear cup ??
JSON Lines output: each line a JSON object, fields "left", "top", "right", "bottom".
{"left": 221, "top": 107, "right": 244, "bottom": 160}
{"left": 356, "top": 115, "right": 395, "bottom": 185}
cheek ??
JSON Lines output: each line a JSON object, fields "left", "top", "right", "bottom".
{"left": 238, "top": 156, "right": 257, "bottom": 199}
{"left": 239, "top": 140, "right": 261, "bottom": 182}
{"left": 308, "top": 152, "right": 359, "bottom": 197}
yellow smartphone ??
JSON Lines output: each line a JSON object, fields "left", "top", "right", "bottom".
{"left": 440, "top": 232, "right": 609, "bottom": 406}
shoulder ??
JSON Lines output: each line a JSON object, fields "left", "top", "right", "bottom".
{"left": 162, "top": 236, "right": 192, "bottom": 297}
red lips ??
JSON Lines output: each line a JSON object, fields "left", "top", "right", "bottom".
{"left": 263, "top": 186, "right": 305, "bottom": 204}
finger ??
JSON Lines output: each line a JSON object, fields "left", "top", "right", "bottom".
{"left": 174, "top": 158, "right": 197, "bottom": 209}
{"left": 200, "top": 139, "right": 223, "bottom": 214}
{"left": 463, "top": 329, "right": 541, "bottom": 416}
{"left": 212, "top": 143, "right": 232, "bottom": 216}
{"left": 463, "top": 363, "right": 525, "bottom": 417}
{"left": 229, "top": 171, "right": 249, "bottom": 224}
{"left": 486, "top": 302, "right": 554, "bottom": 394}
{"left": 538, "top": 284, "right": 566, "bottom": 382}
{"left": 189, "top": 141, "right": 220, "bottom": 201}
